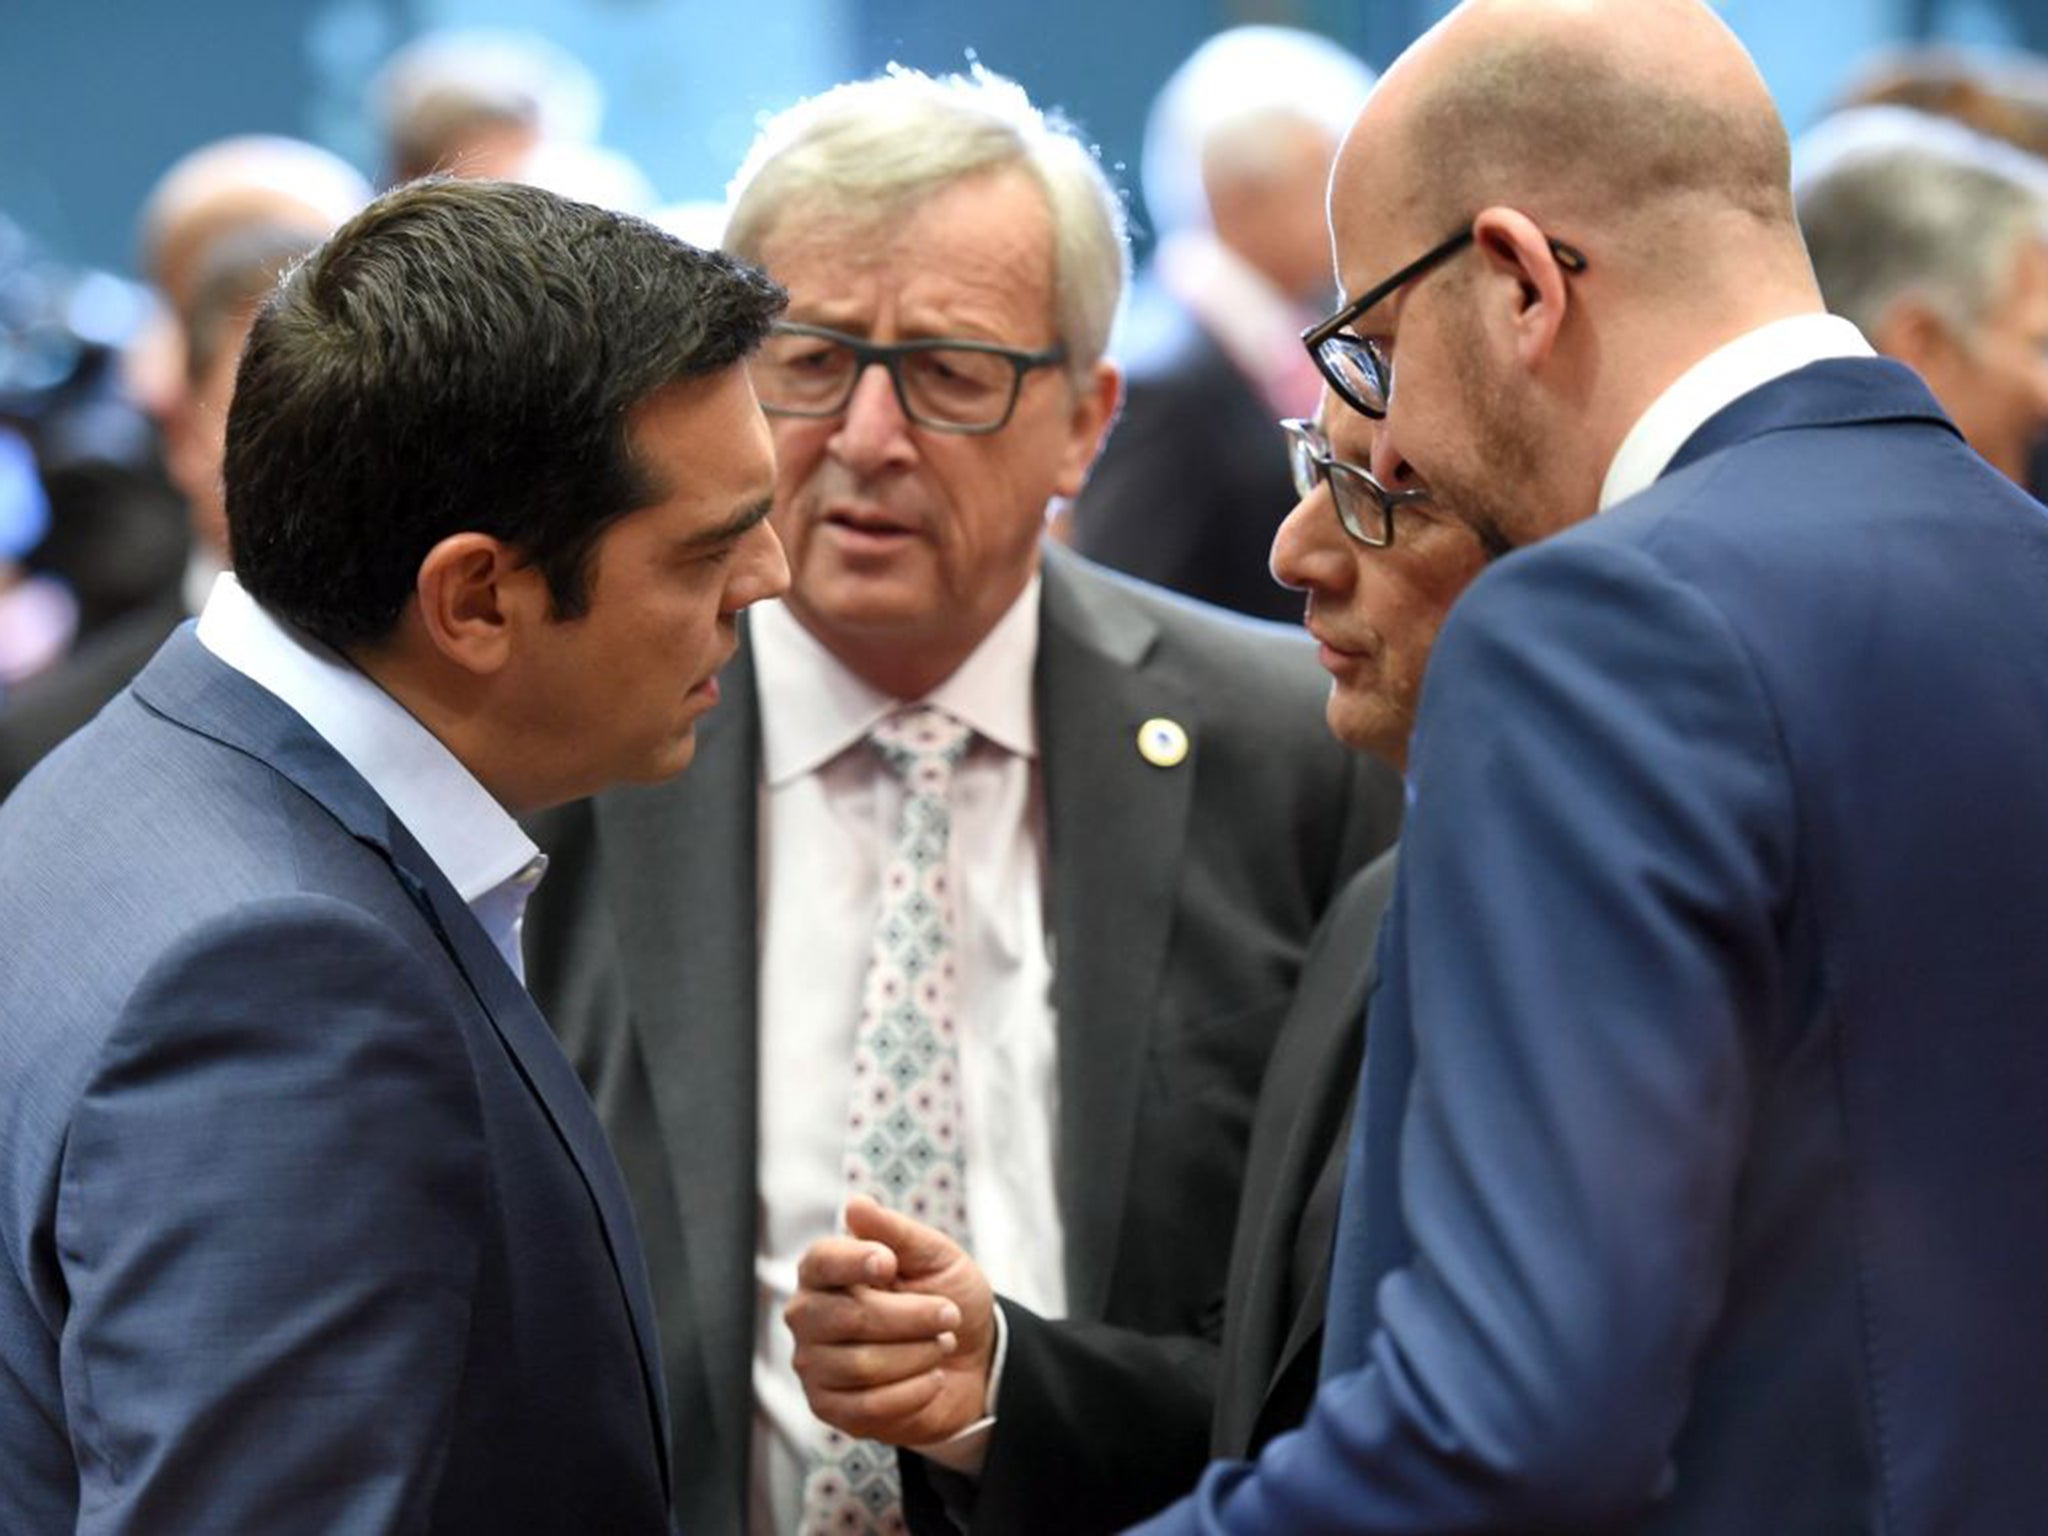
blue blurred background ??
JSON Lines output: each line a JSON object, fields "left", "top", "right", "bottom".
{"left": 4, "top": 0, "right": 2045, "bottom": 277}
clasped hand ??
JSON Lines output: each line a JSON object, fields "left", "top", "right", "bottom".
{"left": 785, "top": 1195, "right": 998, "bottom": 1448}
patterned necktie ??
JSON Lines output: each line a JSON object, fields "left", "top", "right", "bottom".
{"left": 800, "top": 704, "right": 975, "bottom": 1536}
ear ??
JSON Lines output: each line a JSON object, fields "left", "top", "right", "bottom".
{"left": 412, "top": 532, "right": 547, "bottom": 676}
{"left": 1869, "top": 295, "right": 1960, "bottom": 378}
{"left": 1053, "top": 359, "right": 1123, "bottom": 500}
{"left": 1470, "top": 206, "right": 1574, "bottom": 371}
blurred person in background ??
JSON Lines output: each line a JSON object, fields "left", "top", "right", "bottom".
{"left": 10, "top": 135, "right": 371, "bottom": 664}
{"left": 0, "top": 224, "right": 318, "bottom": 796}
{"left": 1, "top": 211, "right": 174, "bottom": 673}
{"left": 522, "top": 63, "right": 1403, "bottom": 1536}
{"left": 1796, "top": 107, "right": 2048, "bottom": 490}
{"left": 1833, "top": 43, "right": 2048, "bottom": 160}
{"left": 370, "top": 27, "right": 657, "bottom": 213}
{"left": 372, "top": 27, "right": 600, "bottom": 184}
{"left": 129, "top": 134, "right": 371, "bottom": 423}
{"left": 1067, "top": 27, "right": 1375, "bottom": 623}
{"left": 1831, "top": 44, "right": 2048, "bottom": 497}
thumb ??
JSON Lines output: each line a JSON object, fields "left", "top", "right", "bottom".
{"left": 843, "top": 1195, "right": 964, "bottom": 1282}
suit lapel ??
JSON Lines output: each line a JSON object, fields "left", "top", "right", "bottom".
{"left": 131, "top": 630, "right": 673, "bottom": 1494}
{"left": 1218, "top": 855, "right": 1392, "bottom": 1454}
{"left": 1037, "top": 550, "right": 1197, "bottom": 1318}
{"left": 590, "top": 628, "right": 761, "bottom": 1487}
{"left": 384, "top": 822, "right": 672, "bottom": 1496}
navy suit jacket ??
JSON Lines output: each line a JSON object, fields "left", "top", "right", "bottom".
{"left": 0, "top": 630, "right": 673, "bottom": 1534}
{"left": 1136, "top": 358, "right": 2048, "bottom": 1533}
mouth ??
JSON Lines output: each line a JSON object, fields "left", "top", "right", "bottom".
{"left": 820, "top": 503, "right": 920, "bottom": 549}
{"left": 686, "top": 642, "right": 739, "bottom": 705}
{"left": 1306, "top": 622, "right": 1374, "bottom": 672}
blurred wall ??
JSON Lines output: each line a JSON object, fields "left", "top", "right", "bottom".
{"left": 1, "top": 0, "right": 2041, "bottom": 280}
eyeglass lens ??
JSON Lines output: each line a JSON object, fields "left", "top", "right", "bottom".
{"left": 754, "top": 330, "right": 1024, "bottom": 430}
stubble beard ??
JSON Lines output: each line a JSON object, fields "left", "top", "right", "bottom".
{"left": 1429, "top": 302, "right": 1554, "bottom": 559}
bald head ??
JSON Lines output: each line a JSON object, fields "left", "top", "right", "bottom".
{"left": 1347, "top": 0, "right": 1799, "bottom": 275}
{"left": 1322, "top": 0, "right": 1825, "bottom": 548}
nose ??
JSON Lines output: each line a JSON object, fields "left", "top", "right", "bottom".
{"left": 1270, "top": 480, "right": 1348, "bottom": 596}
{"left": 725, "top": 516, "right": 792, "bottom": 613}
{"left": 829, "top": 361, "right": 915, "bottom": 474}
{"left": 1368, "top": 426, "right": 1419, "bottom": 499}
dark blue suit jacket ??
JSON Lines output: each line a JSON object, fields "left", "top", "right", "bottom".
{"left": 1136, "top": 358, "right": 2048, "bottom": 1533}
{"left": 0, "top": 630, "right": 673, "bottom": 1533}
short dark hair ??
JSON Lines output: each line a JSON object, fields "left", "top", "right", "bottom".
{"left": 226, "top": 177, "right": 785, "bottom": 650}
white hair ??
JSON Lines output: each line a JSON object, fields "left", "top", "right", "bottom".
{"left": 724, "top": 65, "right": 1128, "bottom": 378}
{"left": 1142, "top": 26, "right": 1376, "bottom": 239}
{"left": 1795, "top": 106, "right": 2048, "bottom": 337}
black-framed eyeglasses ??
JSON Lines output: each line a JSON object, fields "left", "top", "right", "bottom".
{"left": 751, "top": 322, "right": 1067, "bottom": 435}
{"left": 1302, "top": 225, "right": 1588, "bottom": 419}
{"left": 1281, "top": 417, "right": 1430, "bottom": 548}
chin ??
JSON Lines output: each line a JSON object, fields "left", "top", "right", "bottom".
{"left": 616, "top": 732, "right": 699, "bottom": 790}
{"left": 1328, "top": 698, "right": 1401, "bottom": 767}
{"left": 795, "top": 584, "right": 940, "bottom": 637}
{"left": 654, "top": 732, "right": 699, "bottom": 779}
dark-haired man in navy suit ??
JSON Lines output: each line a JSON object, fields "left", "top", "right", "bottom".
{"left": 0, "top": 178, "right": 790, "bottom": 1533}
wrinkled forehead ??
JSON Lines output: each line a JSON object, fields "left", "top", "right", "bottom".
{"left": 754, "top": 170, "right": 1059, "bottom": 325}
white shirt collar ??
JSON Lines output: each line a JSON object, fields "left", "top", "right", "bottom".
{"left": 752, "top": 574, "right": 1041, "bottom": 787}
{"left": 195, "top": 572, "right": 540, "bottom": 905}
{"left": 1599, "top": 313, "right": 1875, "bottom": 512}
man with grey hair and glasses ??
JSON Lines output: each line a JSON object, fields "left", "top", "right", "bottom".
{"left": 523, "top": 65, "right": 1403, "bottom": 1535}
{"left": 1796, "top": 105, "right": 2048, "bottom": 487}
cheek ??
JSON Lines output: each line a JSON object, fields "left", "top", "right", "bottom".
{"left": 768, "top": 425, "right": 829, "bottom": 504}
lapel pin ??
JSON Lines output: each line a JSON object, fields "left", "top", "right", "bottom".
{"left": 1137, "top": 716, "right": 1189, "bottom": 768}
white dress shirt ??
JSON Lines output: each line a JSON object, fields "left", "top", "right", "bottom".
{"left": 748, "top": 579, "right": 1062, "bottom": 1534}
{"left": 195, "top": 573, "right": 545, "bottom": 981}
{"left": 1599, "top": 313, "right": 1875, "bottom": 511}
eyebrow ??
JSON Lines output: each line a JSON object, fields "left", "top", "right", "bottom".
{"left": 680, "top": 493, "right": 776, "bottom": 553}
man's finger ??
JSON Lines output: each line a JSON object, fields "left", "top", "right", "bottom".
{"left": 786, "top": 1282, "right": 961, "bottom": 1346}
{"left": 796, "top": 1235, "right": 897, "bottom": 1292}
{"left": 802, "top": 1368, "right": 952, "bottom": 1444}
{"left": 842, "top": 1194, "right": 963, "bottom": 1278}
{"left": 792, "top": 1334, "right": 958, "bottom": 1393}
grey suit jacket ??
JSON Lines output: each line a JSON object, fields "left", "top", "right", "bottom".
{"left": 912, "top": 850, "right": 1398, "bottom": 1536}
{"left": 524, "top": 547, "right": 1403, "bottom": 1533}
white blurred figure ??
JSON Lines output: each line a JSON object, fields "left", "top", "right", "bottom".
{"left": 1068, "top": 27, "right": 1376, "bottom": 622}
{"left": 371, "top": 28, "right": 601, "bottom": 184}
{"left": 370, "top": 28, "right": 656, "bottom": 215}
